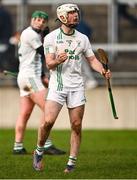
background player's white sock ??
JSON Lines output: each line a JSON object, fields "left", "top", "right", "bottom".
{"left": 44, "top": 139, "right": 53, "bottom": 149}
{"left": 14, "top": 142, "right": 23, "bottom": 150}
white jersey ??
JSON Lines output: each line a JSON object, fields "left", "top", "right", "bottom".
{"left": 18, "top": 26, "right": 42, "bottom": 77}
{"left": 44, "top": 28, "right": 94, "bottom": 91}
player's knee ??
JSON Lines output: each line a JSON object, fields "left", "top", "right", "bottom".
{"left": 71, "top": 120, "right": 82, "bottom": 134}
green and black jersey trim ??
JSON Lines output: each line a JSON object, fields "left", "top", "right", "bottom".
{"left": 57, "top": 31, "right": 63, "bottom": 40}
{"left": 60, "top": 28, "right": 75, "bottom": 36}
{"left": 57, "top": 64, "right": 63, "bottom": 91}
{"left": 28, "top": 77, "right": 38, "bottom": 92}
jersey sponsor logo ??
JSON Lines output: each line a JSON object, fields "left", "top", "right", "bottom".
{"left": 66, "top": 40, "right": 72, "bottom": 46}
{"left": 56, "top": 40, "right": 64, "bottom": 44}
{"left": 65, "top": 49, "right": 79, "bottom": 60}
{"left": 69, "top": 55, "right": 79, "bottom": 60}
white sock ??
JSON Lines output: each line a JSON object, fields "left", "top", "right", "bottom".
{"left": 44, "top": 139, "right": 53, "bottom": 149}
{"left": 36, "top": 145, "right": 44, "bottom": 155}
{"left": 67, "top": 156, "right": 77, "bottom": 166}
{"left": 14, "top": 142, "right": 23, "bottom": 150}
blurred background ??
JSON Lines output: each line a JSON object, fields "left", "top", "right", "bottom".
{"left": 0, "top": 0, "right": 137, "bottom": 129}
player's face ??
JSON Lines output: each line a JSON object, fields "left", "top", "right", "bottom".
{"left": 66, "top": 10, "right": 79, "bottom": 28}
{"left": 31, "top": 17, "right": 48, "bottom": 31}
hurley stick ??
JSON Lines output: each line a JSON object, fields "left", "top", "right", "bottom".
{"left": 3, "top": 70, "right": 32, "bottom": 92}
{"left": 97, "top": 48, "right": 118, "bottom": 119}
{"left": 3, "top": 70, "right": 17, "bottom": 78}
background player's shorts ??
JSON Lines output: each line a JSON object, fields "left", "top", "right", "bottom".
{"left": 46, "top": 89, "right": 86, "bottom": 108}
{"left": 17, "top": 76, "right": 45, "bottom": 97}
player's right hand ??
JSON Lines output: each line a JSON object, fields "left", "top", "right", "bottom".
{"left": 56, "top": 52, "right": 68, "bottom": 64}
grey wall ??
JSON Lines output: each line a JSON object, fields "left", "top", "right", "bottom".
{"left": 0, "top": 86, "right": 137, "bottom": 129}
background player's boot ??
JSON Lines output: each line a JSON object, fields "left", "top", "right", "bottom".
{"left": 44, "top": 145, "right": 66, "bottom": 155}
{"left": 13, "top": 148, "right": 27, "bottom": 155}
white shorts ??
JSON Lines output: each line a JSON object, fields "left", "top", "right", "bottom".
{"left": 17, "top": 76, "right": 45, "bottom": 97}
{"left": 46, "top": 89, "right": 86, "bottom": 108}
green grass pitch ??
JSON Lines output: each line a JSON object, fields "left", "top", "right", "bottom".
{"left": 0, "top": 129, "right": 137, "bottom": 179}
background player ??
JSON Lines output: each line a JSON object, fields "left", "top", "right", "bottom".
{"left": 13, "top": 10, "right": 65, "bottom": 155}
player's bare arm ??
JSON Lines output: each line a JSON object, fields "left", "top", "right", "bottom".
{"left": 86, "top": 55, "right": 111, "bottom": 79}
{"left": 45, "top": 52, "right": 68, "bottom": 70}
